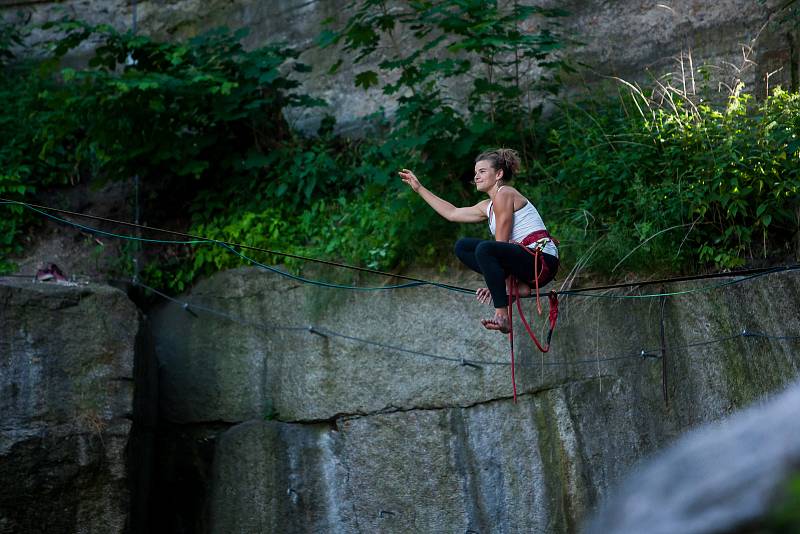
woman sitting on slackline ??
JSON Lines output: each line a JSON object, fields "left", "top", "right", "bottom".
{"left": 399, "top": 148, "right": 559, "bottom": 333}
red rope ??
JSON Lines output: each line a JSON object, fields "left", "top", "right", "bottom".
{"left": 508, "top": 293, "right": 517, "bottom": 403}
{"left": 505, "top": 233, "right": 561, "bottom": 399}
{"left": 513, "top": 240, "right": 557, "bottom": 351}
{"left": 535, "top": 252, "right": 542, "bottom": 315}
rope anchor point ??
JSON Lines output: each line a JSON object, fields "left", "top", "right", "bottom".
{"left": 308, "top": 325, "right": 328, "bottom": 338}
{"left": 460, "top": 357, "right": 482, "bottom": 369}
{"left": 181, "top": 302, "right": 198, "bottom": 317}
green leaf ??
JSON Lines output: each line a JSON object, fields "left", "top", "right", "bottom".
{"left": 354, "top": 70, "right": 379, "bottom": 90}
{"left": 220, "top": 81, "right": 238, "bottom": 94}
{"left": 328, "top": 58, "right": 344, "bottom": 75}
{"left": 243, "top": 150, "right": 271, "bottom": 169}
{"left": 178, "top": 160, "right": 209, "bottom": 176}
{"left": 258, "top": 70, "right": 279, "bottom": 84}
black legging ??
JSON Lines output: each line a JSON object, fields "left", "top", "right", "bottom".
{"left": 455, "top": 237, "right": 559, "bottom": 308}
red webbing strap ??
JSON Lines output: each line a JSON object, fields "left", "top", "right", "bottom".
{"left": 548, "top": 291, "right": 559, "bottom": 343}
{"left": 511, "top": 245, "right": 560, "bottom": 349}
{"left": 507, "top": 289, "right": 517, "bottom": 403}
{"left": 515, "top": 291, "right": 551, "bottom": 353}
{"left": 534, "top": 249, "right": 542, "bottom": 315}
{"left": 506, "top": 230, "right": 561, "bottom": 400}
{"left": 518, "top": 229, "right": 555, "bottom": 316}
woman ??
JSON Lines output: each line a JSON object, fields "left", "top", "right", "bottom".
{"left": 399, "top": 148, "right": 558, "bottom": 333}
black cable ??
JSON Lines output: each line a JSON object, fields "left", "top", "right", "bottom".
{"left": 561, "top": 264, "right": 800, "bottom": 294}
{"left": 4, "top": 273, "right": 796, "bottom": 369}
{"left": 4, "top": 197, "right": 796, "bottom": 297}
{"left": 131, "top": 281, "right": 794, "bottom": 369}
{"left": 1, "top": 198, "right": 471, "bottom": 293}
{"left": 132, "top": 279, "right": 501, "bottom": 367}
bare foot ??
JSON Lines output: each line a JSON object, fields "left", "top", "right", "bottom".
{"left": 476, "top": 287, "right": 492, "bottom": 305}
{"left": 481, "top": 314, "right": 510, "bottom": 334}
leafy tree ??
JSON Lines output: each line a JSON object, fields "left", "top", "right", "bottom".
{"left": 0, "top": 21, "right": 325, "bottom": 277}
{"left": 3, "top": 6, "right": 799, "bottom": 287}
{"left": 543, "top": 87, "right": 800, "bottom": 272}
{"left": 319, "top": 0, "right": 570, "bottom": 186}
{"left": 41, "top": 21, "right": 323, "bottom": 200}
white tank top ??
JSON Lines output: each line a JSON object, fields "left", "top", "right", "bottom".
{"left": 487, "top": 197, "right": 558, "bottom": 257}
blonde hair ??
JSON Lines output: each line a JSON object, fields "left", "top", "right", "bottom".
{"left": 475, "top": 148, "right": 521, "bottom": 182}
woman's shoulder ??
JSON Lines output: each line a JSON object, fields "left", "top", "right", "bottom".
{"left": 496, "top": 185, "right": 526, "bottom": 202}
{"left": 497, "top": 184, "right": 522, "bottom": 195}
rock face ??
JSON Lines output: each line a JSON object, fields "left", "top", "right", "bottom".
{"left": 2, "top": 0, "right": 795, "bottom": 131}
{"left": 549, "top": 0, "right": 796, "bottom": 97}
{"left": 0, "top": 278, "right": 143, "bottom": 533}
{"left": 2, "top": 264, "right": 798, "bottom": 532}
{"left": 585, "top": 379, "right": 800, "bottom": 534}
{"left": 207, "top": 384, "right": 616, "bottom": 533}
{"left": 149, "top": 266, "right": 800, "bottom": 532}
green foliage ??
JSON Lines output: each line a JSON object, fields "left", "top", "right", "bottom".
{"left": 0, "top": 21, "right": 74, "bottom": 272}
{"left": 3, "top": 7, "right": 800, "bottom": 289}
{"left": 142, "top": 0, "right": 571, "bottom": 291}
{"left": 321, "top": 0, "right": 569, "bottom": 190}
{"left": 145, "top": 185, "right": 451, "bottom": 292}
{"left": 764, "top": 473, "right": 800, "bottom": 533}
{"left": 40, "top": 20, "right": 323, "bottom": 188}
{"left": 542, "top": 86, "right": 800, "bottom": 272}
{"left": 0, "top": 20, "right": 322, "bottom": 275}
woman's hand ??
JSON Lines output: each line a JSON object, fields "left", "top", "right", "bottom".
{"left": 398, "top": 169, "right": 422, "bottom": 192}
{"left": 476, "top": 287, "right": 492, "bottom": 305}
{"left": 397, "top": 169, "right": 485, "bottom": 222}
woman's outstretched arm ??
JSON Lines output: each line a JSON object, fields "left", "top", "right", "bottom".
{"left": 399, "top": 169, "right": 486, "bottom": 223}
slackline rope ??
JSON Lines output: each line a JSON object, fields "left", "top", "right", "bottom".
{"left": 2, "top": 198, "right": 798, "bottom": 299}
{"left": 1, "top": 272, "right": 797, "bottom": 371}
{"left": 5, "top": 199, "right": 799, "bottom": 400}
{"left": 0, "top": 199, "right": 468, "bottom": 293}
{"left": 124, "top": 280, "right": 800, "bottom": 369}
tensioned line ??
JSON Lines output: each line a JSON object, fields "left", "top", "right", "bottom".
{"left": 130, "top": 279, "right": 797, "bottom": 368}
{"left": 1, "top": 199, "right": 471, "bottom": 293}
{"left": 3, "top": 269, "right": 797, "bottom": 369}
{"left": 3, "top": 198, "right": 797, "bottom": 298}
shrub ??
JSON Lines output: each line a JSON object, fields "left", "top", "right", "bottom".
{"left": 542, "top": 87, "right": 800, "bottom": 273}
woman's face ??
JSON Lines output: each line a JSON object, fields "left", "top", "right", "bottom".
{"left": 473, "top": 159, "right": 502, "bottom": 193}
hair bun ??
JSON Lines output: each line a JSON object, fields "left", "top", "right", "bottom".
{"left": 475, "top": 148, "right": 521, "bottom": 181}
{"left": 496, "top": 148, "right": 520, "bottom": 175}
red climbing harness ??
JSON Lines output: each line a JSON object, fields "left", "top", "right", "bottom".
{"left": 507, "top": 229, "right": 560, "bottom": 403}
